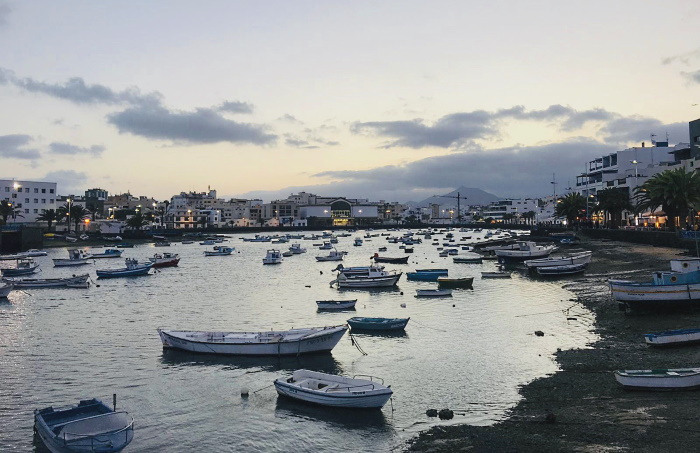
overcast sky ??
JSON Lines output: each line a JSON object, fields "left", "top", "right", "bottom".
{"left": 1, "top": 1, "right": 699, "bottom": 202}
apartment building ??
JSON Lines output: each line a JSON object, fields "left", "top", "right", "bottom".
{"left": 1, "top": 179, "right": 58, "bottom": 223}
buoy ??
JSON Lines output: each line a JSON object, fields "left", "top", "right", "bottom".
{"left": 241, "top": 387, "right": 249, "bottom": 397}
{"left": 534, "top": 330, "right": 544, "bottom": 337}
{"left": 438, "top": 408, "right": 454, "bottom": 420}
{"left": 305, "top": 285, "right": 311, "bottom": 288}
{"left": 400, "top": 291, "right": 403, "bottom": 295}
{"left": 400, "top": 303, "right": 406, "bottom": 308}
{"left": 426, "top": 409, "right": 438, "bottom": 417}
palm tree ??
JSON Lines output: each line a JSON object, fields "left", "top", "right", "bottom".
{"left": 37, "top": 209, "right": 59, "bottom": 231}
{"left": 126, "top": 213, "right": 149, "bottom": 230}
{"left": 596, "top": 188, "right": 633, "bottom": 229}
{"left": 522, "top": 211, "right": 537, "bottom": 224}
{"left": 555, "top": 193, "right": 586, "bottom": 226}
{"left": 634, "top": 167, "right": 700, "bottom": 231}
{"left": 0, "top": 200, "right": 23, "bottom": 225}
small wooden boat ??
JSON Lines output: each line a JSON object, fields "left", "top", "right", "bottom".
{"left": 316, "top": 250, "right": 344, "bottom": 262}
{"left": 181, "top": 240, "right": 194, "bottom": 244}
{"left": 453, "top": 254, "right": 483, "bottom": 264}
{"left": 262, "top": 249, "right": 283, "bottom": 264}
{"left": 334, "top": 264, "right": 384, "bottom": 276}
{"left": 495, "top": 241, "right": 557, "bottom": 262}
{"left": 415, "top": 289, "right": 452, "bottom": 297}
{"left": 2, "top": 274, "right": 90, "bottom": 289}
{"left": 524, "top": 250, "right": 592, "bottom": 269}
{"left": 115, "top": 243, "right": 133, "bottom": 248}
{"left": 53, "top": 249, "right": 92, "bottom": 267}
{"left": 96, "top": 258, "right": 152, "bottom": 278}
{"left": 0, "top": 282, "right": 13, "bottom": 298}
{"left": 406, "top": 269, "right": 448, "bottom": 281}
{"left": 91, "top": 248, "right": 123, "bottom": 259}
{"left": 316, "top": 299, "right": 357, "bottom": 310}
{"left": 437, "top": 276, "right": 474, "bottom": 288}
{"left": 158, "top": 325, "right": 348, "bottom": 355}
{"left": 332, "top": 268, "right": 402, "bottom": 288}
{"left": 614, "top": 368, "right": 700, "bottom": 390}
{"left": 20, "top": 249, "right": 48, "bottom": 257}
{"left": 481, "top": 271, "right": 511, "bottom": 279}
{"left": 644, "top": 328, "right": 700, "bottom": 347}
{"left": 1, "top": 258, "right": 40, "bottom": 276}
{"left": 372, "top": 254, "right": 409, "bottom": 264}
{"left": 204, "top": 246, "right": 234, "bottom": 256}
{"left": 149, "top": 252, "right": 180, "bottom": 268}
{"left": 536, "top": 263, "right": 587, "bottom": 276}
{"left": 274, "top": 369, "right": 393, "bottom": 408}
{"left": 154, "top": 241, "right": 171, "bottom": 247}
{"left": 34, "top": 397, "right": 134, "bottom": 453}
{"left": 347, "top": 317, "right": 409, "bottom": 331}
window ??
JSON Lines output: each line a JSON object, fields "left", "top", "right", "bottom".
{"left": 50, "top": 199, "right": 54, "bottom": 204}
{"left": 24, "top": 209, "right": 29, "bottom": 213}
{"left": 50, "top": 189, "right": 54, "bottom": 193}
{"left": 41, "top": 199, "right": 46, "bottom": 203}
{"left": 41, "top": 209, "right": 46, "bottom": 213}
{"left": 24, "top": 188, "right": 29, "bottom": 193}
{"left": 34, "top": 188, "right": 38, "bottom": 193}
{"left": 4, "top": 187, "right": 8, "bottom": 192}
{"left": 33, "top": 199, "right": 38, "bottom": 203}
{"left": 42, "top": 189, "right": 46, "bottom": 193}
{"left": 25, "top": 198, "right": 29, "bottom": 203}
{"left": 33, "top": 209, "right": 38, "bottom": 214}
{"left": 11, "top": 193, "right": 17, "bottom": 199}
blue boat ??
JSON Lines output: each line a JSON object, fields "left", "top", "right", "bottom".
{"left": 347, "top": 317, "right": 410, "bottom": 331}
{"left": 96, "top": 258, "right": 152, "bottom": 279}
{"left": 34, "top": 397, "right": 134, "bottom": 453}
{"left": 406, "top": 268, "right": 448, "bottom": 281}
{"left": 644, "top": 328, "right": 700, "bottom": 347}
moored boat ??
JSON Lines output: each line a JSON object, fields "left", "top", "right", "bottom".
{"left": 494, "top": 241, "right": 557, "bottom": 262}
{"left": 274, "top": 369, "right": 393, "bottom": 409}
{"left": 157, "top": 325, "right": 348, "bottom": 356}
{"left": 437, "top": 276, "right": 474, "bottom": 288}
{"left": 96, "top": 258, "right": 152, "bottom": 278}
{"left": 333, "top": 264, "right": 385, "bottom": 277}
{"left": 614, "top": 368, "right": 700, "bottom": 390}
{"left": 204, "top": 246, "right": 234, "bottom": 256}
{"left": 481, "top": 271, "right": 511, "bottom": 279}
{"left": 34, "top": 397, "right": 134, "bottom": 453}
{"left": 262, "top": 249, "right": 283, "bottom": 264}
{"left": 316, "top": 299, "right": 357, "bottom": 310}
{"left": 90, "top": 248, "right": 123, "bottom": 259}
{"left": 53, "top": 249, "right": 92, "bottom": 267}
{"left": 415, "top": 289, "right": 452, "bottom": 297}
{"left": 453, "top": 254, "right": 483, "bottom": 264}
{"left": 536, "top": 263, "right": 588, "bottom": 276}
{"left": 316, "top": 250, "right": 345, "bottom": 262}
{"left": 331, "top": 267, "right": 402, "bottom": 288}
{"left": 644, "top": 328, "right": 700, "bottom": 347}
{"left": 372, "top": 254, "right": 409, "bottom": 264}
{"left": 0, "top": 282, "right": 13, "bottom": 298}
{"left": 1, "top": 258, "right": 40, "bottom": 276}
{"left": 406, "top": 269, "right": 448, "bottom": 281}
{"left": 524, "top": 250, "right": 592, "bottom": 269}
{"left": 289, "top": 243, "right": 307, "bottom": 254}
{"left": 149, "top": 252, "right": 180, "bottom": 268}
{"left": 2, "top": 273, "right": 90, "bottom": 289}
{"left": 347, "top": 317, "right": 409, "bottom": 331}
{"left": 20, "top": 249, "right": 48, "bottom": 257}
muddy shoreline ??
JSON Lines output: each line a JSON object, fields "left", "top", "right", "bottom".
{"left": 406, "top": 236, "right": 700, "bottom": 452}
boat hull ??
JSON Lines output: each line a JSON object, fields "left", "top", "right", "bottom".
{"left": 157, "top": 326, "right": 347, "bottom": 356}
{"left": 437, "top": 277, "right": 474, "bottom": 288}
{"left": 1, "top": 265, "right": 39, "bottom": 276}
{"left": 274, "top": 381, "right": 392, "bottom": 408}
{"left": 524, "top": 251, "right": 592, "bottom": 269}
{"left": 2, "top": 274, "right": 90, "bottom": 288}
{"left": 373, "top": 256, "right": 409, "bottom": 264}
{"left": 53, "top": 259, "right": 90, "bottom": 267}
{"left": 336, "top": 273, "right": 402, "bottom": 288}
{"left": 96, "top": 266, "right": 151, "bottom": 278}
{"left": 644, "top": 328, "right": 700, "bottom": 347}
{"left": 614, "top": 369, "right": 700, "bottom": 390}
{"left": 610, "top": 280, "right": 700, "bottom": 310}
{"left": 316, "top": 300, "right": 357, "bottom": 310}
{"left": 347, "top": 317, "right": 409, "bottom": 331}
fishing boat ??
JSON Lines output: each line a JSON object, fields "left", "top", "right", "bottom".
{"left": 0, "top": 282, "right": 13, "bottom": 298}
{"left": 200, "top": 240, "right": 216, "bottom": 245}
{"left": 437, "top": 276, "right": 474, "bottom": 288}
{"left": 353, "top": 238, "right": 363, "bottom": 246}
{"left": 157, "top": 325, "right": 348, "bottom": 356}
{"left": 316, "top": 299, "right": 357, "bottom": 310}
{"left": 149, "top": 252, "right": 180, "bottom": 268}
{"left": 614, "top": 368, "right": 700, "bottom": 390}
{"left": 96, "top": 258, "right": 152, "bottom": 278}
{"left": 319, "top": 242, "right": 333, "bottom": 250}
{"left": 644, "top": 328, "right": 700, "bottom": 347}
{"left": 406, "top": 269, "right": 448, "bottom": 281}
{"left": 524, "top": 250, "right": 592, "bottom": 269}
{"left": 2, "top": 274, "right": 90, "bottom": 289}
{"left": 481, "top": 271, "right": 512, "bottom": 279}
{"left": 536, "top": 263, "right": 587, "bottom": 276}
{"left": 289, "top": 243, "right": 307, "bottom": 254}
{"left": 262, "top": 249, "right": 283, "bottom": 264}
{"left": 453, "top": 254, "right": 483, "bottom": 264}
{"left": 415, "top": 289, "right": 452, "bottom": 297}
{"left": 34, "top": 397, "right": 134, "bottom": 453}
{"left": 274, "top": 369, "right": 393, "bottom": 409}
{"left": 347, "top": 317, "right": 409, "bottom": 331}
{"left": 333, "top": 264, "right": 385, "bottom": 276}
{"left": 1, "top": 258, "right": 40, "bottom": 276}
{"left": 609, "top": 258, "right": 700, "bottom": 311}
{"left": 331, "top": 267, "right": 402, "bottom": 288}
{"left": 372, "top": 254, "right": 409, "bottom": 264}
{"left": 204, "top": 246, "right": 234, "bottom": 256}
{"left": 316, "top": 250, "right": 345, "bottom": 262}
{"left": 53, "top": 249, "right": 93, "bottom": 267}
{"left": 495, "top": 241, "right": 557, "bottom": 262}
{"left": 90, "top": 248, "right": 123, "bottom": 259}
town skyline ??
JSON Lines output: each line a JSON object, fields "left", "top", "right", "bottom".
{"left": 1, "top": 1, "right": 699, "bottom": 202}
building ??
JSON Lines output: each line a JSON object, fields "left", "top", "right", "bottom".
{"left": 298, "top": 197, "right": 379, "bottom": 227}
{"left": 481, "top": 198, "right": 539, "bottom": 221}
{"left": 1, "top": 179, "right": 58, "bottom": 223}
{"left": 85, "top": 188, "right": 108, "bottom": 218}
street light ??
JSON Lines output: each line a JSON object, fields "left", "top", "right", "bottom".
{"left": 66, "top": 198, "right": 72, "bottom": 234}
{"left": 630, "top": 160, "right": 641, "bottom": 188}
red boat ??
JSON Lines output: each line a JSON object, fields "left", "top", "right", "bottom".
{"left": 149, "top": 253, "right": 180, "bottom": 268}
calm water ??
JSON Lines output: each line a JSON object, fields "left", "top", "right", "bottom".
{"left": 0, "top": 229, "right": 597, "bottom": 452}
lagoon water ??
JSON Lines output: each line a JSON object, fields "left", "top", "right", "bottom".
{"left": 0, "top": 230, "right": 597, "bottom": 452}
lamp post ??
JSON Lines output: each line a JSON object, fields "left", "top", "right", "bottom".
{"left": 630, "top": 160, "right": 641, "bottom": 188}
{"left": 66, "top": 198, "right": 72, "bottom": 233}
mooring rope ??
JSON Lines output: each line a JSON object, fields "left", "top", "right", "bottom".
{"left": 350, "top": 333, "right": 367, "bottom": 355}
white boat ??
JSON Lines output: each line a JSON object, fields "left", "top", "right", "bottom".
{"left": 263, "top": 249, "right": 283, "bottom": 264}
{"left": 331, "top": 267, "right": 402, "bottom": 288}
{"left": 19, "top": 249, "right": 48, "bottom": 257}
{"left": 0, "top": 282, "right": 13, "bottom": 298}
{"left": 2, "top": 274, "right": 90, "bottom": 289}
{"left": 481, "top": 271, "right": 512, "bottom": 279}
{"left": 536, "top": 263, "right": 588, "bottom": 276}
{"left": 319, "top": 242, "right": 333, "bottom": 250}
{"left": 65, "top": 236, "right": 78, "bottom": 243}
{"left": 289, "top": 243, "right": 307, "bottom": 254}
{"left": 333, "top": 264, "right": 385, "bottom": 276}
{"left": 1, "top": 258, "right": 40, "bottom": 276}
{"left": 90, "top": 248, "right": 123, "bottom": 259}
{"left": 274, "top": 369, "right": 393, "bottom": 408}
{"left": 610, "top": 259, "right": 700, "bottom": 311}
{"left": 316, "top": 299, "right": 357, "bottom": 310}
{"left": 53, "top": 249, "right": 93, "bottom": 267}
{"left": 524, "top": 250, "right": 592, "bottom": 269}
{"left": 644, "top": 328, "right": 700, "bottom": 347}
{"left": 204, "top": 246, "right": 234, "bottom": 256}
{"left": 614, "top": 368, "right": 700, "bottom": 390}
{"left": 495, "top": 241, "right": 557, "bottom": 262}
{"left": 415, "top": 289, "right": 452, "bottom": 297}
{"left": 353, "top": 238, "right": 363, "bottom": 246}
{"left": 316, "top": 250, "right": 345, "bottom": 262}
{"left": 157, "top": 325, "right": 348, "bottom": 356}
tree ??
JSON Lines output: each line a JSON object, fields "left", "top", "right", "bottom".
{"left": 521, "top": 211, "right": 536, "bottom": 224}
{"left": 37, "top": 209, "right": 59, "bottom": 231}
{"left": 126, "top": 213, "right": 149, "bottom": 230}
{"left": 0, "top": 199, "right": 23, "bottom": 225}
{"left": 596, "top": 187, "right": 633, "bottom": 228}
{"left": 555, "top": 193, "right": 586, "bottom": 226}
{"left": 502, "top": 213, "right": 516, "bottom": 223}
{"left": 634, "top": 167, "right": 700, "bottom": 231}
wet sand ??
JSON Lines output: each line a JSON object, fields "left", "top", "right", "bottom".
{"left": 406, "top": 236, "right": 700, "bottom": 452}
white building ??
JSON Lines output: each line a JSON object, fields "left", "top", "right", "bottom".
{"left": 482, "top": 198, "right": 539, "bottom": 221}
{"left": 1, "top": 179, "right": 58, "bottom": 223}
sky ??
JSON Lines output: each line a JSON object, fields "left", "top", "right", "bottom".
{"left": 1, "top": 0, "right": 699, "bottom": 203}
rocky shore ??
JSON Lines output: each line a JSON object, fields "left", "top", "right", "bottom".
{"left": 406, "top": 236, "right": 700, "bottom": 452}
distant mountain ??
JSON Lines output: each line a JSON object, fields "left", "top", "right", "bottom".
{"left": 412, "top": 186, "right": 501, "bottom": 208}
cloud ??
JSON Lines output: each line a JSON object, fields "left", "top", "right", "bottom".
{"left": 107, "top": 104, "right": 277, "bottom": 145}
{"left": 351, "top": 105, "right": 618, "bottom": 149}
{"left": 285, "top": 137, "right": 318, "bottom": 149}
{"left": 0, "top": 134, "right": 41, "bottom": 159}
{"left": 218, "top": 100, "right": 254, "bottom": 114}
{"left": 49, "top": 142, "right": 105, "bottom": 156}
{"left": 681, "top": 70, "right": 700, "bottom": 84}
{"left": 43, "top": 170, "right": 89, "bottom": 196}
{"left": 0, "top": 1, "right": 10, "bottom": 29}
{"left": 0, "top": 67, "right": 162, "bottom": 106}
{"left": 598, "top": 118, "right": 689, "bottom": 144}
{"left": 278, "top": 114, "right": 304, "bottom": 124}
{"left": 662, "top": 48, "right": 700, "bottom": 65}
{"left": 284, "top": 133, "right": 339, "bottom": 149}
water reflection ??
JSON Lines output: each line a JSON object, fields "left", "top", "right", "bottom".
{"left": 349, "top": 330, "right": 409, "bottom": 339}
{"left": 274, "top": 397, "right": 392, "bottom": 431}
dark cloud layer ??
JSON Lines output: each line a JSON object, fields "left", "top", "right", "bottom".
{"left": 49, "top": 142, "right": 105, "bottom": 156}
{"left": 107, "top": 105, "right": 277, "bottom": 145}
{"left": 0, "top": 134, "right": 41, "bottom": 159}
{"left": 218, "top": 101, "right": 254, "bottom": 114}
{"left": 598, "top": 118, "right": 689, "bottom": 144}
